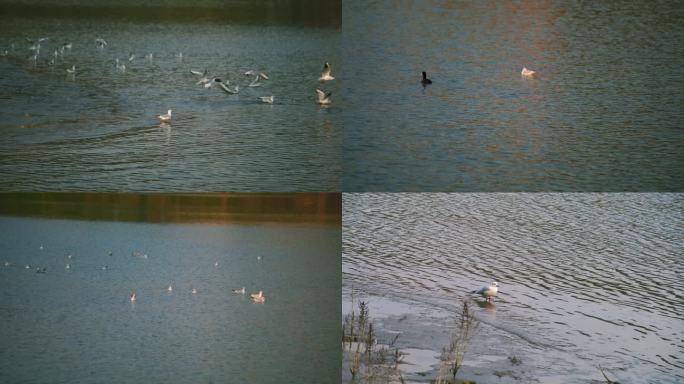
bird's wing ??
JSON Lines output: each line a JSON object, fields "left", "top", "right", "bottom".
{"left": 322, "top": 63, "right": 331, "bottom": 76}
{"left": 316, "top": 89, "right": 325, "bottom": 101}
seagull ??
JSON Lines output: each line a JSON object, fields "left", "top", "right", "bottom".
{"left": 521, "top": 67, "right": 536, "bottom": 77}
{"left": 66, "top": 263, "right": 71, "bottom": 269}
{"left": 128, "top": 52, "right": 136, "bottom": 62}
{"left": 472, "top": 281, "right": 499, "bottom": 302}
{"left": 115, "top": 58, "right": 126, "bottom": 72}
{"left": 191, "top": 288, "right": 198, "bottom": 295}
{"left": 257, "top": 255, "right": 263, "bottom": 262}
{"left": 203, "top": 78, "right": 222, "bottom": 89}
{"left": 421, "top": 71, "right": 432, "bottom": 85}
{"left": 62, "top": 42, "right": 72, "bottom": 50}
{"left": 258, "top": 96, "right": 274, "bottom": 104}
{"left": 35, "top": 267, "right": 47, "bottom": 274}
{"left": 214, "top": 261, "right": 219, "bottom": 267}
{"left": 316, "top": 89, "right": 332, "bottom": 105}
{"left": 95, "top": 38, "right": 107, "bottom": 48}
{"left": 245, "top": 70, "right": 268, "bottom": 80}
{"left": 66, "top": 65, "right": 75, "bottom": 73}
{"left": 190, "top": 69, "right": 206, "bottom": 76}
{"left": 248, "top": 75, "right": 262, "bottom": 87}
{"left": 250, "top": 290, "right": 265, "bottom": 303}
{"left": 167, "top": 285, "right": 173, "bottom": 292}
{"left": 232, "top": 287, "right": 246, "bottom": 294}
{"left": 219, "top": 82, "right": 239, "bottom": 94}
{"left": 130, "top": 292, "right": 136, "bottom": 302}
{"left": 319, "top": 62, "right": 334, "bottom": 81}
{"left": 158, "top": 109, "right": 172, "bottom": 122}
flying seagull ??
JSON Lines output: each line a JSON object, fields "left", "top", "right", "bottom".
{"left": 319, "top": 62, "right": 334, "bottom": 81}
{"left": 316, "top": 89, "right": 332, "bottom": 105}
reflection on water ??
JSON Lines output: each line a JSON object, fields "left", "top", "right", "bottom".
{"left": 342, "top": 1, "right": 684, "bottom": 191}
{"left": 0, "top": 194, "right": 341, "bottom": 383}
{"left": 0, "top": 0, "right": 341, "bottom": 28}
{"left": 343, "top": 193, "right": 683, "bottom": 383}
{"left": 0, "top": 192, "right": 341, "bottom": 224}
{"left": 0, "top": 2, "right": 340, "bottom": 191}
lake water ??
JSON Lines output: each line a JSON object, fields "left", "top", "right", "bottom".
{"left": 0, "top": 1, "right": 340, "bottom": 191}
{"left": 342, "top": 1, "right": 684, "bottom": 191}
{"left": 0, "top": 213, "right": 340, "bottom": 383}
{"left": 343, "top": 193, "right": 683, "bottom": 383}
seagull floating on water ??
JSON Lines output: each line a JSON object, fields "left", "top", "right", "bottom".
{"left": 521, "top": 67, "right": 536, "bottom": 77}
{"left": 158, "top": 109, "right": 172, "bottom": 122}
{"left": 472, "top": 281, "right": 499, "bottom": 302}
{"left": 95, "top": 38, "right": 107, "bottom": 48}
{"left": 421, "top": 71, "right": 432, "bottom": 85}
{"left": 191, "top": 288, "right": 198, "bottom": 295}
{"left": 66, "top": 65, "right": 75, "bottom": 74}
{"left": 319, "top": 62, "right": 334, "bottom": 81}
{"left": 258, "top": 96, "right": 274, "bottom": 104}
{"left": 232, "top": 287, "right": 246, "bottom": 294}
{"left": 316, "top": 89, "right": 332, "bottom": 105}
{"left": 130, "top": 292, "right": 136, "bottom": 302}
{"left": 128, "top": 52, "right": 136, "bottom": 62}
{"left": 167, "top": 285, "right": 173, "bottom": 292}
{"left": 250, "top": 290, "right": 265, "bottom": 303}
{"left": 190, "top": 69, "right": 206, "bottom": 76}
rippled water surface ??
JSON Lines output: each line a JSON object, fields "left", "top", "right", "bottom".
{"left": 343, "top": 193, "right": 683, "bottom": 383}
{"left": 0, "top": 216, "right": 340, "bottom": 383}
{"left": 0, "top": 3, "right": 340, "bottom": 191}
{"left": 342, "top": 1, "right": 684, "bottom": 191}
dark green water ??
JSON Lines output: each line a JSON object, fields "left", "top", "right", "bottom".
{"left": 0, "top": 1, "right": 340, "bottom": 191}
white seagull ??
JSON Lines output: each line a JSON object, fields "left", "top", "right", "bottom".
{"left": 190, "top": 69, "right": 206, "bottom": 76}
{"left": 95, "top": 38, "right": 107, "bottom": 48}
{"left": 130, "top": 292, "right": 136, "bottom": 302}
{"left": 258, "top": 96, "right": 274, "bottom": 104}
{"left": 167, "top": 285, "right": 173, "bottom": 292}
{"left": 128, "top": 52, "right": 136, "bottom": 62}
{"left": 219, "top": 82, "right": 239, "bottom": 94}
{"left": 248, "top": 75, "right": 262, "bottom": 87}
{"left": 158, "top": 109, "right": 172, "bottom": 122}
{"left": 316, "top": 89, "right": 332, "bottom": 105}
{"left": 472, "top": 281, "right": 499, "bottom": 302}
{"left": 245, "top": 70, "right": 268, "bottom": 80}
{"left": 232, "top": 287, "right": 246, "bottom": 294}
{"left": 250, "top": 290, "right": 265, "bottom": 303}
{"left": 66, "top": 65, "right": 76, "bottom": 73}
{"left": 319, "top": 62, "right": 334, "bottom": 81}
{"left": 521, "top": 67, "right": 536, "bottom": 77}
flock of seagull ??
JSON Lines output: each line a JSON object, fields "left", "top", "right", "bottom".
{"left": 1, "top": 36, "right": 335, "bottom": 124}
{"left": 4, "top": 245, "right": 269, "bottom": 305}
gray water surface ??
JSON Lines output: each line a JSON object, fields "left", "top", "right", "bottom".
{"left": 0, "top": 6, "right": 340, "bottom": 191}
{"left": 343, "top": 193, "right": 683, "bottom": 383}
{"left": 342, "top": 1, "right": 684, "bottom": 191}
{"left": 0, "top": 216, "right": 340, "bottom": 384}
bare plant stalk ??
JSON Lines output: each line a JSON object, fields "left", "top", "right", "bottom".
{"left": 437, "top": 300, "right": 479, "bottom": 382}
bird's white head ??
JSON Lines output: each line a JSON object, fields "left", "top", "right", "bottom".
{"left": 492, "top": 281, "right": 499, "bottom": 287}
